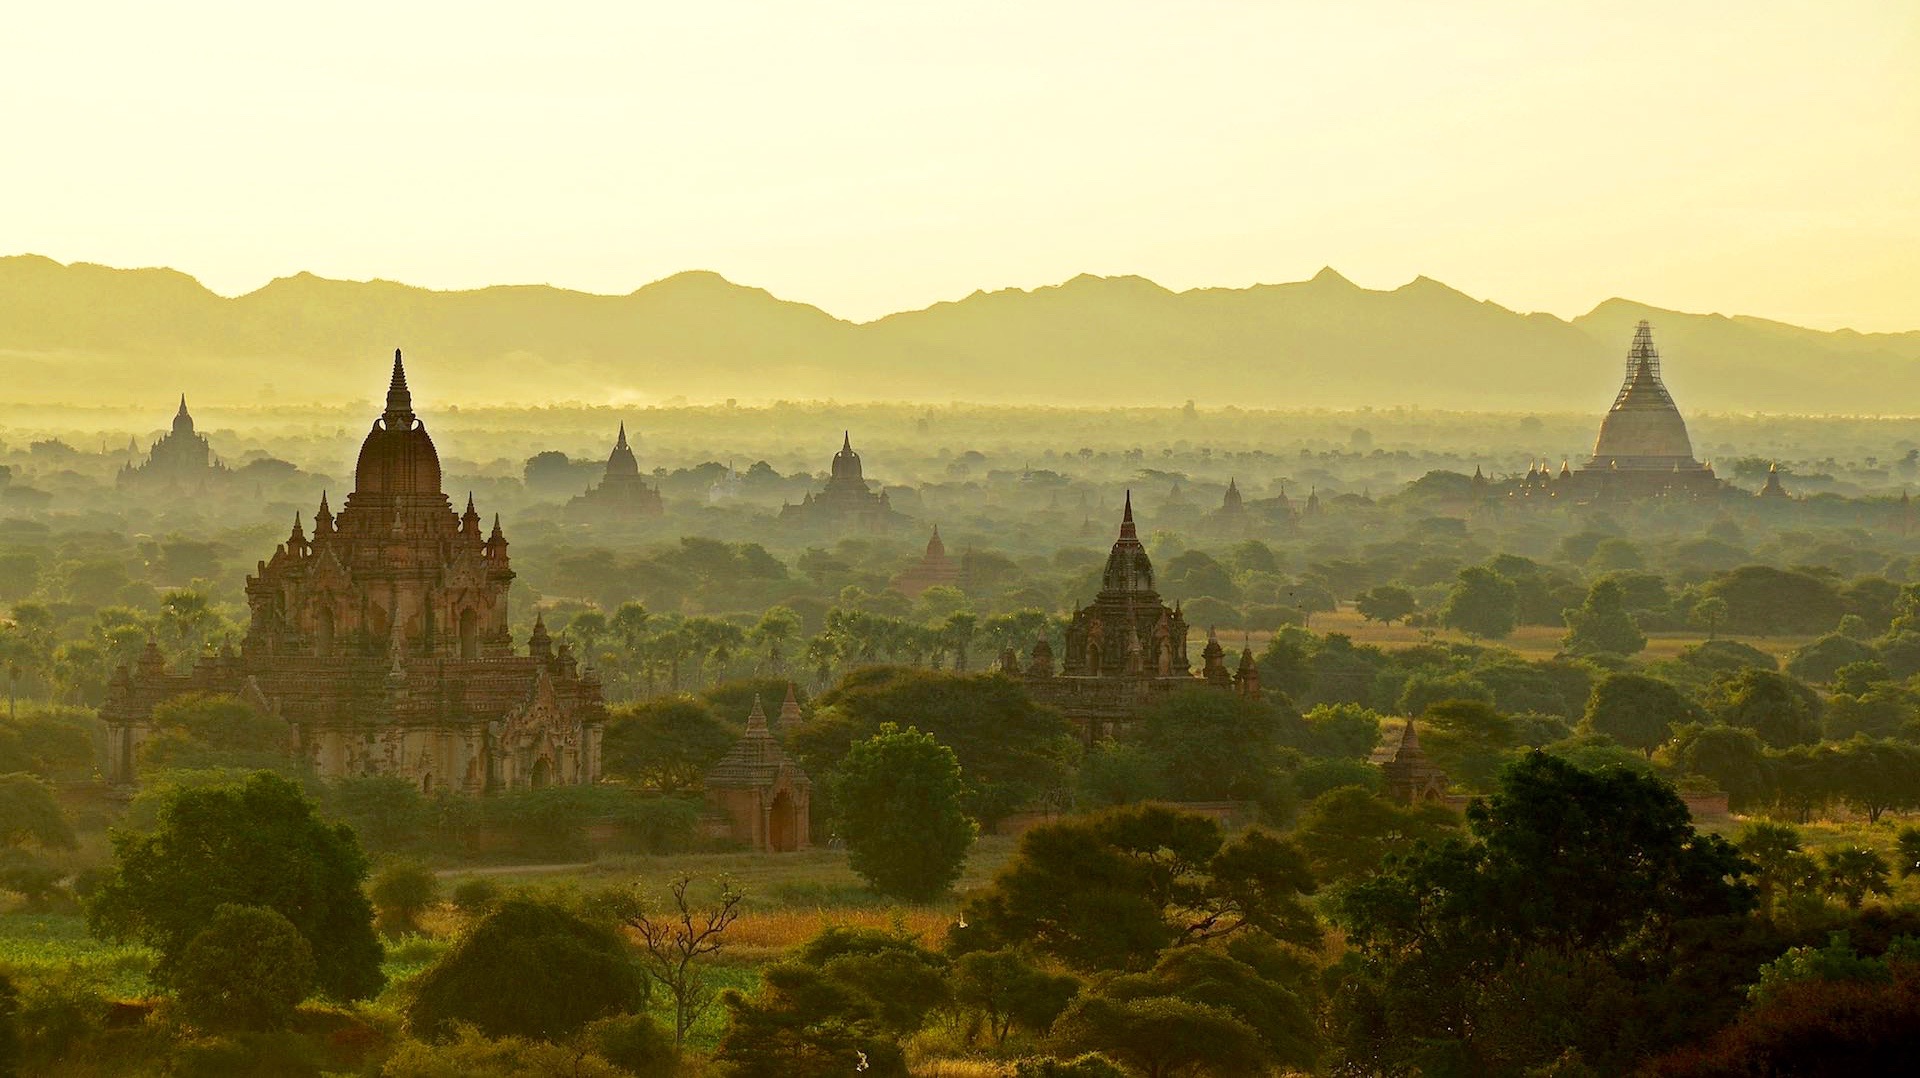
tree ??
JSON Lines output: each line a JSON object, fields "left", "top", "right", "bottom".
{"left": 173, "top": 904, "right": 316, "bottom": 1032}
{"left": 1822, "top": 846, "right": 1892, "bottom": 910}
{"left": 1703, "top": 566, "right": 1847, "bottom": 637}
{"left": 383, "top": 1025, "right": 629, "bottom": 1078}
{"left": 1048, "top": 993, "right": 1267, "bottom": 1078}
{"left": 1583, "top": 673, "right": 1695, "bottom": 757}
{"left": 136, "top": 692, "right": 293, "bottom": 774}
{"left": 370, "top": 859, "right": 440, "bottom": 937}
{"left": 1898, "top": 826, "right": 1920, "bottom": 879}
{"left": 1355, "top": 585, "right": 1417, "bottom": 625}
{"left": 713, "top": 961, "right": 908, "bottom": 1077}
{"left": 1669, "top": 722, "right": 1773, "bottom": 811}
{"left": 87, "top": 771, "right": 384, "bottom": 1001}
{"left": 1562, "top": 578, "right": 1646, "bottom": 657}
{"left": 601, "top": 697, "right": 736, "bottom": 794}
{"left": 832, "top": 724, "right": 976, "bottom": 902}
{"left": 794, "top": 926, "right": 951, "bottom": 1036}
{"left": 1334, "top": 753, "right": 1754, "bottom": 1073}
{"left": 0, "top": 773, "right": 74, "bottom": 850}
{"left": 941, "top": 610, "right": 980, "bottom": 672}
{"left": 1119, "top": 689, "right": 1292, "bottom": 809}
{"left": 1710, "top": 668, "right": 1823, "bottom": 749}
{"left": 955, "top": 804, "right": 1319, "bottom": 972}
{"left": 1292, "top": 785, "right": 1459, "bottom": 884}
{"left": 1688, "top": 596, "right": 1728, "bottom": 640}
{"left": 628, "top": 872, "right": 744, "bottom": 1048}
{"left": 951, "top": 949, "right": 1080, "bottom": 1046}
{"left": 1418, "top": 699, "right": 1519, "bottom": 791}
{"left": 1737, "top": 821, "right": 1804, "bottom": 913}
{"left": 1829, "top": 737, "right": 1920, "bottom": 823}
{"left": 750, "top": 606, "right": 802, "bottom": 675}
{"left": 409, "top": 899, "right": 647, "bottom": 1041}
{"left": 1439, "top": 566, "right": 1518, "bottom": 640}
{"left": 796, "top": 667, "right": 1074, "bottom": 827}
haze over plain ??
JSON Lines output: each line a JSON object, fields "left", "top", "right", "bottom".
{"left": 2, "top": 1, "right": 1917, "bottom": 409}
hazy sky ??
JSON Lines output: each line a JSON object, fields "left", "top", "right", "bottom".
{"left": 5, "top": 1, "right": 1917, "bottom": 330}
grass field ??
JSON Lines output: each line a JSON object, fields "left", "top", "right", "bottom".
{"left": 1307, "top": 606, "right": 1815, "bottom": 663}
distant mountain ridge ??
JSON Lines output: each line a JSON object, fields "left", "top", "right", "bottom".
{"left": 2, "top": 254, "right": 1916, "bottom": 413}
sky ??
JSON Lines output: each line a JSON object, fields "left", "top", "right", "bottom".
{"left": 4, "top": 0, "right": 1917, "bottom": 331}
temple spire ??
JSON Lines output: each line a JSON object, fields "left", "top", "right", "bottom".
{"left": 616, "top": 422, "right": 629, "bottom": 451}
{"left": 1119, "top": 490, "right": 1137, "bottom": 541}
{"left": 842, "top": 430, "right": 852, "bottom": 453}
{"left": 746, "top": 693, "right": 769, "bottom": 735}
{"left": 177, "top": 394, "right": 189, "bottom": 417}
{"left": 384, "top": 349, "right": 413, "bottom": 424}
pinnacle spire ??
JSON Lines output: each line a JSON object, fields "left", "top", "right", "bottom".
{"left": 746, "top": 693, "right": 769, "bottom": 734}
{"left": 1119, "top": 490, "right": 1136, "bottom": 541}
{"left": 177, "top": 394, "right": 189, "bottom": 417}
{"left": 842, "top": 430, "right": 852, "bottom": 453}
{"left": 384, "top": 349, "right": 413, "bottom": 423}
{"left": 616, "top": 422, "right": 629, "bottom": 451}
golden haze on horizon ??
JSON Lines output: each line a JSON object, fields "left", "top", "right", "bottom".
{"left": 1, "top": 0, "right": 1917, "bottom": 330}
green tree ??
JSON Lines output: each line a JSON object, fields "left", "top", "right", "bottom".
{"left": 172, "top": 904, "right": 316, "bottom": 1032}
{"left": 1898, "top": 826, "right": 1920, "bottom": 880}
{"left": 1583, "top": 673, "right": 1695, "bottom": 757}
{"left": 136, "top": 693, "right": 294, "bottom": 774}
{"left": 954, "top": 804, "right": 1318, "bottom": 972}
{"left": 0, "top": 773, "right": 74, "bottom": 850}
{"left": 1292, "top": 785, "right": 1459, "bottom": 884}
{"left": 713, "top": 960, "right": 908, "bottom": 1077}
{"left": 832, "top": 724, "right": 976, "bottom": 902}
{"left": 1669, "top": 722, "right": 1773, "bottom": 811}
{"left": 796, "top": 667, "right": 1073, "bottom": 827}
{"left": 1334, "top": 753, "right": 1754, "bottom": 1073}
{"left": 1710, "top": 668, "right": 1823, "bottom": 749}
{"left": 601, "top": 697, "right": 736, "bottom": 794}
{"left": 370, "top": 859, "right": 440, "bottom": 937}
{"left": 87, "top": 772, "right": 384, "bottom": 1000}
{"left": 1736, "top": 821, "right": 1804, "bottom": 913}
{"left": 951, "top": 949, "right": 1080, "bottom": 1047}
{"left": 1688, "top": 595, "right": 1728, "bottom": 640}
{"left": 750, "top": 606, "right": 802, "bottom": 675}
{"left": 1355, "top": 585, "right": 1417, "bottom": 625}
{"left": 408, "top": 899, "right": 647, "bottom": 1041}
{"left": 1439, "top": 566, "right": 1518, "bottom": 640}
{"left": 1048, "top": 993, "right": 1267, "bottom": 1078}
{"left": 1562, "top": 578, "right": 1646, "bottom": 657}
{"left": 1703, "top": 566, "right": 1847, "bottom": 637}
{"left": 1119, "top": 688, "right": 1292, "bottom": 810}
{"left": 1822, "top": 846, "right": 1892, "bottom": 910}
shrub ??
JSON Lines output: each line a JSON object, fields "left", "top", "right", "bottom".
{"left": 174, "top": 905, "right": 317, "bottom": 1033}
{"left": 583, "top": 1013, "right": 676, "bottom": 1078}
{"left": 407, "top": 899, "right": 646, "bottom": 1041}
{"left": 382, "top": 1026, "right": 628, "bottom": 1078}
{"left": 450, "top": 877, "right": 502, "bottom": 916}
{"left": 370, "top": 860, "right": 440, "bottom": 937}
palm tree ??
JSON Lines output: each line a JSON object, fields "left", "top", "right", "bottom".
{"left": 941, "top": 611, "right": 979, "bottom": 672}
{"left": 1822, "top": 846, "right": 1892, "bottom": 910}
{"left": 1737, "top": 821, "right": 1803, "bottom": 911}
{"left": 751, "top": 606, "right": 802, "bottom": 675}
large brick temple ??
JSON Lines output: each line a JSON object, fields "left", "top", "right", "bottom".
{"left": 1002, "top": 493, "right": 1259, "bottom": 744}
{"left": 102, "top": 352, "right": 606, "bottom": 791}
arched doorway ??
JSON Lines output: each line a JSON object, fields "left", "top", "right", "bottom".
{"left": 315, "top": 608, "right": 334, "bottom": 657}
{"left": 458, "top": 608, "right": 478, "bottom": 659}
{"left": 768, "top": 789, "right": 798, "bottom": 852}
{"left": 529, "top": 756, "right": 553, "bottom": 789}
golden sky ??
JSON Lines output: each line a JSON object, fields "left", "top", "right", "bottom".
{"left": 5, "top": 1, "right": 1917, "bottom": 330}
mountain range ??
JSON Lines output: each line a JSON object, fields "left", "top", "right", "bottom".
{"left": 2, "top": 254, "right": 1916, "bottom": 413}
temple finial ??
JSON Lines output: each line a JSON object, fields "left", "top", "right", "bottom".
{"left": 1118, "top": 490, "right": 1137, "bottom": 541}
{"left": 842, "top": 430, "right": 852, "bottom": 453}
{"left": 616, "top": 422, "right": 628, "bottom": 450}
{"left": 385, "top": 348, "right": 413, "bottom": 422}
{"left": 177, "top": 393, "right": 188, "bottom": 416}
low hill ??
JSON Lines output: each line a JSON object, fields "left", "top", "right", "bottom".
{"left": 1, "top": 255, "right": 1914, "bottom": 412}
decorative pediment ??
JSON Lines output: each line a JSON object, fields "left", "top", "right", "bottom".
{"left": 501, "top": 666, "right": 575, "bottom": 749}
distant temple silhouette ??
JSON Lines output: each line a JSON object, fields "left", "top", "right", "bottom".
{"left": 780, "top": 432, "right": 902, "bottom": 532}
{"left": 103, "top": 351, "right": 606, "bottom": 791}
{"left": 1503, "top": 322, "right": 1732, "bottom": 502}
{"left": 118, "top": 395, "right": 230, "bottom": 491}
{"left": 567, "top": 423, "right": 664, "bottom": 520}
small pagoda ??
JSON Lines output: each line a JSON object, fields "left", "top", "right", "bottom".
{"left": 702, "top": 693, "right": 811, "bottom": 852}
{"left": 1370, "top": 720, "right": 1449, "bottom": 803}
